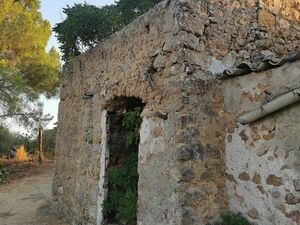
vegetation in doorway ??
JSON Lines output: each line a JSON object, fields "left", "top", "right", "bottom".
{"left": 211, "top": 212, "right": 251, "bottom": 225}
{"left": 102, "top": 152, "right": 138, "bottom": 225}
{"left": 122, "top": 107, "right": 143, "bottom": 147}
{"left": 103, "top": 107, "right": 142, "bottom": 225}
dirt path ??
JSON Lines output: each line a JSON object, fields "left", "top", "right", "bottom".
{"left": 0, "top": 161, "right": 66, "bottom": 225}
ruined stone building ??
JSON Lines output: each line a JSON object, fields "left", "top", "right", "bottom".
{"left": 53, "top": 0, "right": 300, "bottom": 225}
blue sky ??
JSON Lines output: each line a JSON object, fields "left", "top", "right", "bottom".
{"left": 39, "top": 0, "right": 115, "bottom": 129}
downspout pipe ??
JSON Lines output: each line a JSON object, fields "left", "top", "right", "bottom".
{"left": 239, "top": 88, "right": 300, "bottom": 125}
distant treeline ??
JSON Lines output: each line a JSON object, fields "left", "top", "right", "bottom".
{"left": 0, "top": 125, "right": 56, "bottom": 157}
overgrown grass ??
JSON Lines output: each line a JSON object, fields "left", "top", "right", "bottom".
{"left": 212, "top": 213, "right": 251, "bottom": 225}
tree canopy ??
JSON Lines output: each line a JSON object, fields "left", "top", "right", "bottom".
{"left": 54, "top": 0, "right": 162, "bottom": 61}
{"left": 0, "top": 0, "right": 61, "bottom": 124}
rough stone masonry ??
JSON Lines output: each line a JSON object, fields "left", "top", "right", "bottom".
{"left": 53, "top": 0, "right": 300, "bottom": 224}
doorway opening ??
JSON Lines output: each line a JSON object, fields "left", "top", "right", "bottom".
{"left": 102, "top": 97, "right": 145, "bottom": 225}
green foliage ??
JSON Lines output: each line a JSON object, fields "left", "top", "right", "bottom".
{"left": 54, "top": 4, "right": 120, "bottom": 61}
{"left": 212, "top": 213, "right": 251, "bottom": 225}
{"left": 42, "top": 127, "right": 57, "bottom": 158}
{"left": 0, "top": 125, "right": 12, "bottom": 155}
{"left": 54, "top": 0, "right": 162, "bottom": 61}
{"left": 103, "top": 152, "right": 138, "bottom": 225}
{"left": 0, "top": 0, "right": 61, "bottom": 124}
{"left": 0, "top": 167, "right": 10, "bottom": 183}
{"left": 116, "top": 0, "right": 162, "bottom": 25}
{"left": 27, "top": 127, "right": 57, "bottom": 156}
{"left": 122, "top": 107, "right": 143, "bottom": 147}
{"left": 43, "top": 127, "right": 56, "bottom": 150}
{"left": 0, "top": 124, "right": 31, "bottom": 155}
{"left": 103, "top": 107, "right": 142, "bottom": 224}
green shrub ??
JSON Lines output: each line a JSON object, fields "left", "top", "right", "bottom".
{"left": 213, "top": 213, "right": 251, "bottom": 225}
{"left": 122, "top": 107, "right": 142, "bottom": 147}
{"left": 0, "top": 167, "right": 10, "bottom": 183}
{"left": 103, "top": 152, "right": 138, "bottom": 225}
{"left": 103, "top": 107, "right": 142, "bottom": 225}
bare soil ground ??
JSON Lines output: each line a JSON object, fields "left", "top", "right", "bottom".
{"left": 0, "top": 161, "right": 66, "bottom": 225}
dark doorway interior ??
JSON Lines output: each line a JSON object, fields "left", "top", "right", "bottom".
{"left": 103, "top": 97, "right": 144, "bottom": 225}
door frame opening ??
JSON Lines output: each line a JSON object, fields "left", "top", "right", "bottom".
{"left": 97, "top": 97, "right": 145, "bottom": 225}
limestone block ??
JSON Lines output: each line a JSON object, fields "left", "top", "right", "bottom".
{"left": 258, "top": 10, "right": 276, "bottom": 29}
{"left": 266, "top": 175, "right": 283, "bottom": 186}
{"left": 294, "top": 180, "right": 300, "bottom": 192}
{"left": 248, "top": 207, "right": 259, "bottom": 220}
{"left": 285, "top": 193, "right": 300, "bottom": 205}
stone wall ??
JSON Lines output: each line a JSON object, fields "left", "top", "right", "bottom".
{"left": 53, "top": 1, "right": 187, "bottom": 224}
{"left": 224, "top": 61, "right": 300, "bottom": 225}
{"left": 54, "top": 0, "right": 300, "bottom": 224}
{"left": 172, "top": 0, "right": 300, "bottom": 224}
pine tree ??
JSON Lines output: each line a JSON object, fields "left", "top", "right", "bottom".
{"left": 0, "top": 0, "right": 61, "bottom": 124}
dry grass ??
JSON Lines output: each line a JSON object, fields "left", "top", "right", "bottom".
{"left": 0, "top": 150, "right": 38, "bottom": 168}
{"left": 15, "top": 145, "right": 28, "bottom": 162}
{"left": 0, "top": 155, "right": 14, "bottom": 167}
{"left": 0, "top": 155, "right": 8, "bottom": 161}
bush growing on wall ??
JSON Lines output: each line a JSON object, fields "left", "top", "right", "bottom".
{"left": 54, "top": 0, "right": 162, "bottom": 61}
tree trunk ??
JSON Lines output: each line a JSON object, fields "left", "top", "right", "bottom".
{"left": 38, "top": 128, "right": 44, "bottom": 163}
